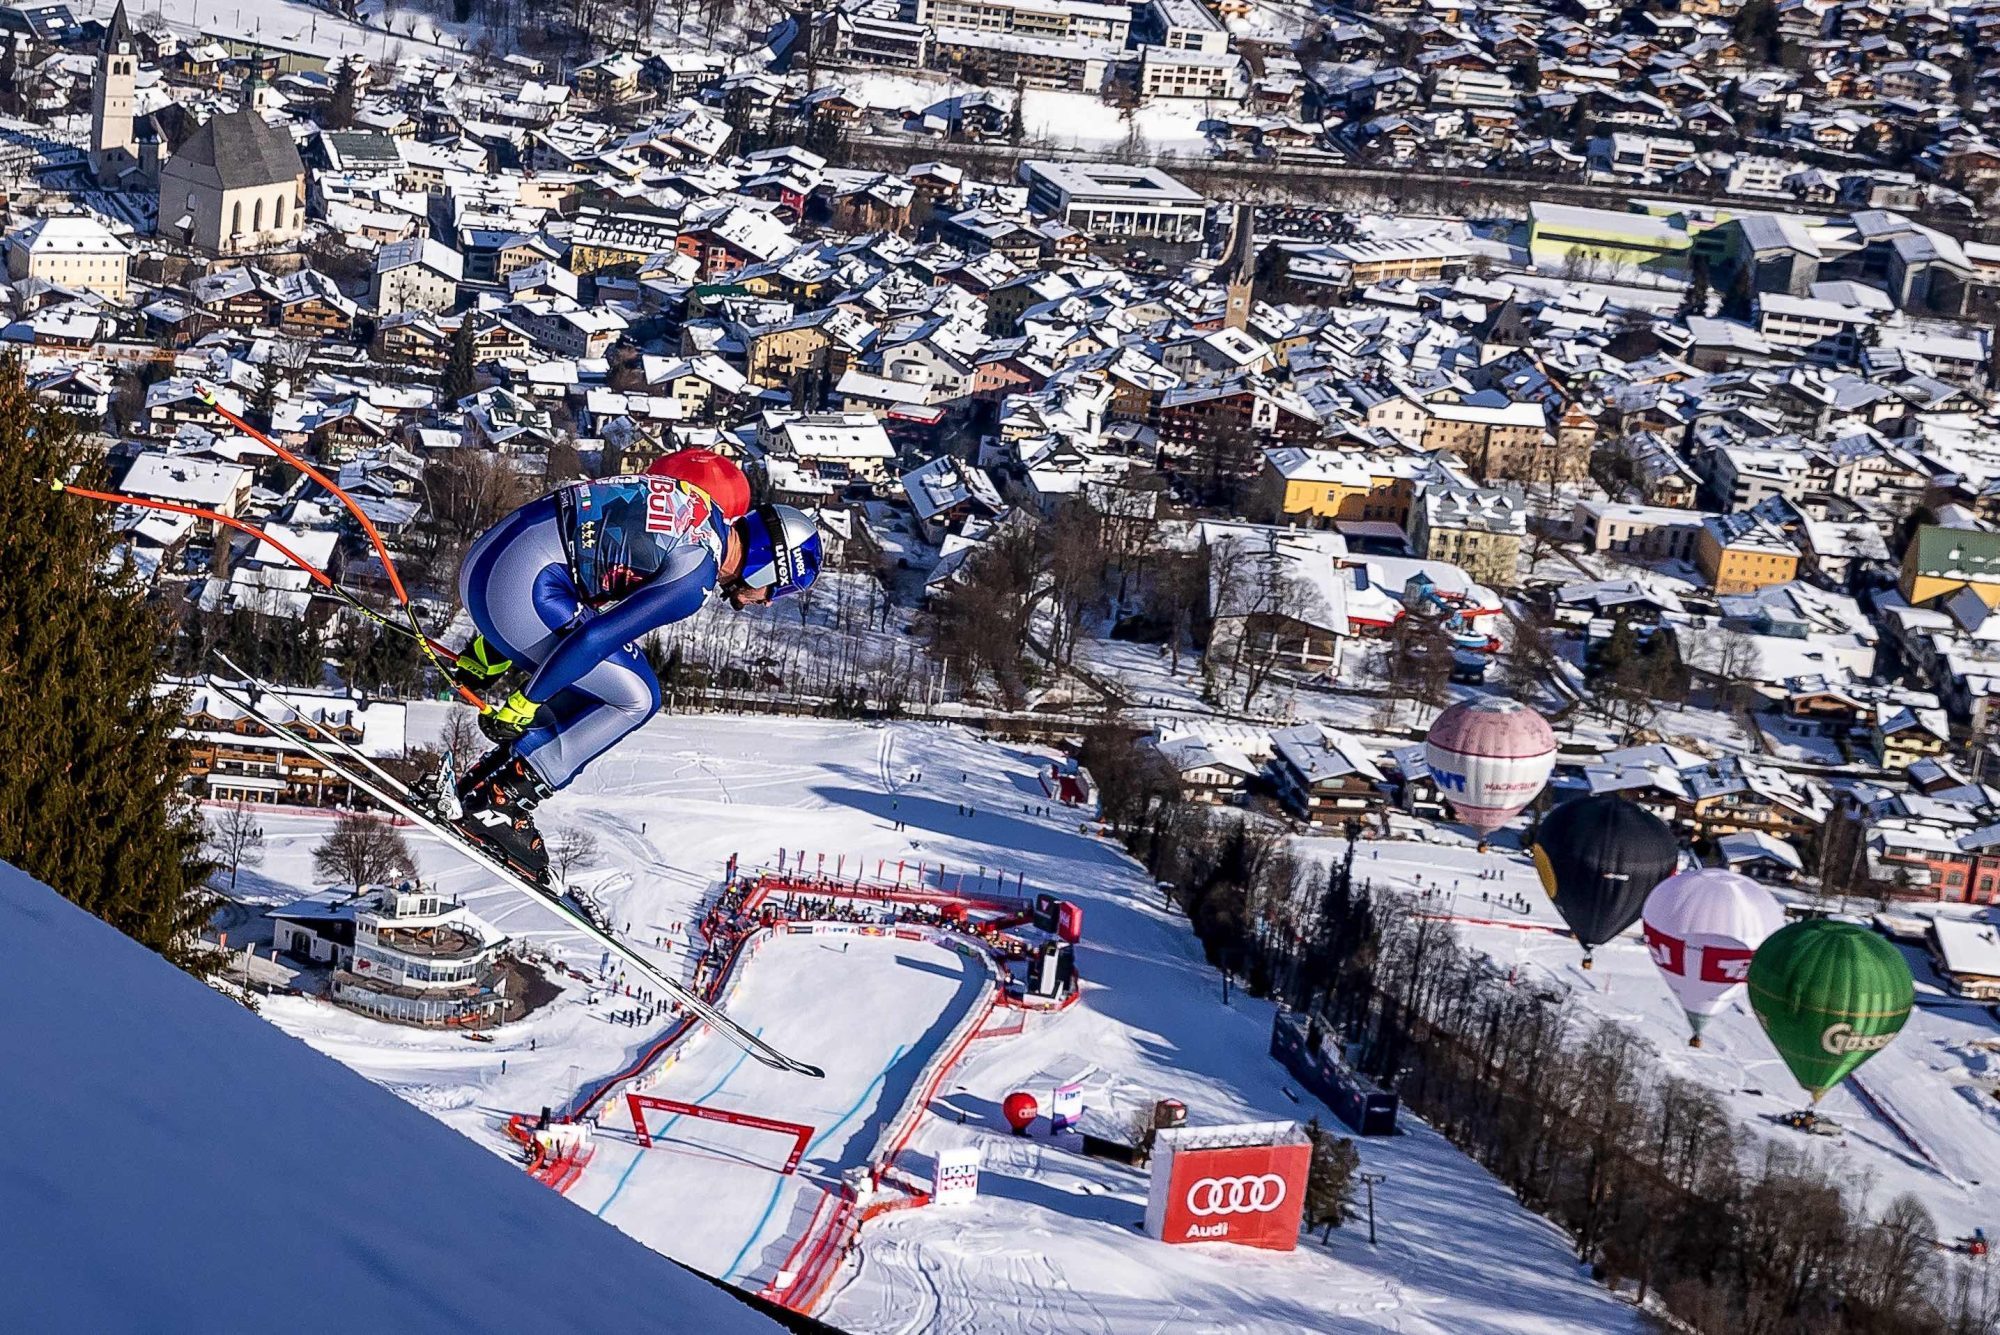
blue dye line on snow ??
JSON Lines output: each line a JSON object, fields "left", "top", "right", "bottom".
{"left": 593, "top": 1028, "right": 764, "bottom": 1219}
{"left": 721, "top": 1042, "right": 910, "bottom": 1285}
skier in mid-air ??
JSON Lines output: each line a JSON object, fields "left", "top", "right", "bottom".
{"left": 449, "top": 453, "right": 818, "bottom": 881}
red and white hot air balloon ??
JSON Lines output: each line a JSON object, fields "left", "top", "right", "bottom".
{"left": 1641, "top": 869, "right": 1785, "bottom": 1047}
{"left": 1424, "top": 698, "right": 1557, "bottom": 839}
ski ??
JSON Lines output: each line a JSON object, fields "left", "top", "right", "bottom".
{"left": 203, "top": 675, "right": 825, "bottom": 1080}
{"left": 212, "top": 652, "right": 423, "bottom": 805}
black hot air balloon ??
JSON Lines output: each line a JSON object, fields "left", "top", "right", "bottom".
{"left": 1531, "top": 794, "right": 1680, "bottom": 968}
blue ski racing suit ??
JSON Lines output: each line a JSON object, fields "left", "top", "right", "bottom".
{"left": 458, "top": 476, "right": 726, "bottom": 789}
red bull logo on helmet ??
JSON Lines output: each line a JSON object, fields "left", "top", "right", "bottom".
{"left": 643, "top": 478, "right": 708, "bottom": 535}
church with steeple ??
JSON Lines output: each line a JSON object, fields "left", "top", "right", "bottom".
{"left": 85, "top": 0, "right": 306, "bottom": 255}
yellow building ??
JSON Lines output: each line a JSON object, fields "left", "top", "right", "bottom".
{"left": 6, "top": 216, "right": 130, "bottom": 300}
{"left": 1899, "top": 525, "right": 2000, "bottom": 607}
{"left": 568, "top": 212, "right": 679, "bottom": 277}
{"left": 1258, "top": 447, "right": 1419, "bottom": 527}
{"left": 1698, "top": 514, "right": 1801, "bottom": 595}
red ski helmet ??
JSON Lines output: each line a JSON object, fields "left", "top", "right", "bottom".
{"left": 646, "top": 448, "right": 751, "bottom": 521}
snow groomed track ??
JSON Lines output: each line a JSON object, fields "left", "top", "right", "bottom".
{"left": 569, "top": 930, "right": 993, "bottom": 1290}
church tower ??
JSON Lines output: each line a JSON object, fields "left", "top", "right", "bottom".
{"left": 89, "top": 0, "right": 137, "bottom": 187}
{"left": 1221, "top": 201, "right": 1256, "bottom": 332}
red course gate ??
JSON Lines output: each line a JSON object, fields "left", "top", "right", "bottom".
{"left": 624, "top": 1094, "right": 814, "bottom": 1175}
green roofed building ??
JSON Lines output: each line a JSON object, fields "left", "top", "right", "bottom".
{"left": 1527, "top": 202, "right": 1693, "bottom": 276}
{"left": 1899, "top": 524, "right": 2000, "bottom": 608}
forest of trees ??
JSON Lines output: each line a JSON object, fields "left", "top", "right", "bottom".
{"left": 0, "top": 357, "right": 215, "bottom": 969}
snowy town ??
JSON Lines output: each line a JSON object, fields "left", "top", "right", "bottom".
{"left": 0, "top": 0, "right": 1998, "bottom": 1330}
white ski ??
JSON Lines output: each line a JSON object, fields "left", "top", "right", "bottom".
{"left": 214, "top": 652, "right": 467, "bottom": 822}
{"left": 204, "top": 675, "right": 825, "bottom": 1079}
{"left": 212, "top": 652, "right": 423, "bottom": 805}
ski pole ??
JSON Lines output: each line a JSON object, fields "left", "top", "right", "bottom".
{"left": 50, "top": 480, "right": 465, "bottom": 666}
{"left": 190, "top": 383, "right": 484, "bottom": 709}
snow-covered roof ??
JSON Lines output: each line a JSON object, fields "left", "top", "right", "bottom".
{"left": 1714, "top": 830, "right": 1804, "bottom": 871}
{"left": 1270, "top": 722, "right": 1384, "bottom": 785}
{"left": 177, "top": 681, "right": 407, "bottom": 757}
{"left": 900, "top": 454, "right": 1004, "bottom": 524}
{"left": 1930, "top": 916, "right": 2000, "bottom": 979}
{"left": 119, "top": 452, "right": 250, "bottom": 508}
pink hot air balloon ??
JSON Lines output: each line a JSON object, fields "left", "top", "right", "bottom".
{"left": 1424, "top": 698, "right": 1557, "bottom": 838}
{"left": 1641, "top": 869, "right": 1785, "bottom": 1047}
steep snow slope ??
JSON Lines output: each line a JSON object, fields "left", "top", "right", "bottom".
{"left": 0, "top": 861, "right": 779, "bottom": 1335}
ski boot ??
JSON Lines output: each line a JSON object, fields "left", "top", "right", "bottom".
{"left": 455, "top": 746, "right": 552, "bottom": 885}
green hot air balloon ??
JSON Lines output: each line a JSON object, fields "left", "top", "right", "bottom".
{"left": 1747, "top": 919, "right": 1914, "bottom": 1103}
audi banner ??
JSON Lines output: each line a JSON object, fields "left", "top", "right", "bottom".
{"left": 1143, "top": 1126, "right": 1311, "bottom": 1251}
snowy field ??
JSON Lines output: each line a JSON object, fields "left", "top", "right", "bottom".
{"left": 97, "top": 0, "right": 467, "bottom": 64}
{"left": 236, "top": 711, "right": 1644, "bottom": 1332}
{"left": 1306, "top": 835, "right": 2000, "bottom": 1243}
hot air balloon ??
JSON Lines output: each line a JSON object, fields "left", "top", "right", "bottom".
{"left": 1641, "top": 869, "right": 1785, "bottom": 1046}
{"left": 1747, "top": 919, "right": 1914, "bottom": 1103}
{"left": 1532, "top": 794, "right": 1679, "bottom": 968}
{"left": 1425, "top": 699, "right": 1557, "bottom": 841}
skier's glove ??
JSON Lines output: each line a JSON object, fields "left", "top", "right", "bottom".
{"left": 479, "top": 690, "right": 541, "bottom": 744}
{"left": 453, "top": 635, "right": 514, "bottom": 689}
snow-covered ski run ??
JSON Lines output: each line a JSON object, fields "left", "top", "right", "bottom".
{"left": 201, "top": 672, "right": 826, "bottom": 1080}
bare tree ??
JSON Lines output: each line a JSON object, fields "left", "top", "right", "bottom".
{"left": 1146, "top": 548, "right": 1208, "bottom": 675}
{"left": 439, "top": 705, "right": 486, "bottom": 765}
{"left": 548, "top": 825, "right": 601, "bottom": 889}
{"left": 1383, "top": 613, "right": 1454, "bottom": 728}
{"left": 417, "top": 450, "right": 533, "bottom": 583}
{"left": 1687, "top": 626, "right": 1761, "bottom": 712}
{"left": 205, "top": 800, "right": 266, "bottom": 892}
{"left": 1043, "top": 498, "right": 1103, "bottom": 666}
{"left": 929, "top": 524, "right": 1040, "bottom": 708}
{"left": 312, "top": 812, "right": 417, "bottom": 888}
{"left": 1203, "top": 532, "right": 1308, "bottom": 711}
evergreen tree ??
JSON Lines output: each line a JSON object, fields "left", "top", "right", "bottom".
{"left": 329, "top": 57, "right": 360, "bottom": 131}
{"left": 250, "top": 363, "right": 280, "bottom": 430}
{"left": 441, "top": 317, "right": 479, "bottom": 404}
{"left": 1722, "top": 263, "right": 1755, "bottom": 321}
{"left": 1303, "top": 1118, "right": 1360, "bottom": 1239}
{"left": 1679, "top": 253, "right": 1710, "bottom": 318}
{"left": 0, "top": 34, "right": 18, "bottom": 116}
{"left": 0, "top": 356, "right": 214, "bottom": 967}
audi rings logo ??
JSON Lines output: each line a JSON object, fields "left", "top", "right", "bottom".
{"left": 1186, "top": 1174, "right": 1287, "bottom": 1216}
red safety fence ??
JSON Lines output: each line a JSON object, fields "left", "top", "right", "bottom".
{"left": 742, "top": 873, "right": 1029, "bottom": 919}
{"left": 567, "top": 921, "right": 772, "bottom": 1122}
{"left": 503, "top": 1115, "right": 595, "bottom": 1196}
{"left": 1411, "top": 911, "right": 1573, "bottom": 936}
{"left": 874, "top": 985, "right": 1000, "bottom": 1175}
{"left": 759, "top": 1188, "right": 857, "bottom": 1312}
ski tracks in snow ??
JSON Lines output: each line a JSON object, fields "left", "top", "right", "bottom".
{"left": 854, "top": 1227, "right": 1103, "bottom": 1335}
{"left": 876, "top": 725, "right": 898, "bottom": 797}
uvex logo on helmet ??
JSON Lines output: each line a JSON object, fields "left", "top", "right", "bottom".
{"left": 1820, "top": 1023, "right": 1894, "bottom": 1056}
{"left": 1186, "top": 1175, "right": 1287, "bottom": 1217}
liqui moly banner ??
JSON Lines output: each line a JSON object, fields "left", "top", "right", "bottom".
{"left": 1144, "top": 1131, "right": 1310, "bottom": 1251}
{"left": 933, "top": 1147, "right": 980, "bottom": 1205}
